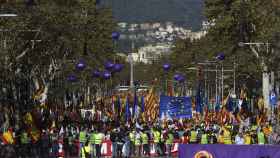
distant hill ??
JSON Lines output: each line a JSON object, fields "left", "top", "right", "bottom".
{"left": 102, "top": 0, "right": 205, "bottom": 31}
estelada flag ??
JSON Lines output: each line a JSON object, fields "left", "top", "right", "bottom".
{"left": 28, "top": 127, "right": 41, "bottom": 143}
{"left": 1, "top": 129, "right": 14, "bottom": 144}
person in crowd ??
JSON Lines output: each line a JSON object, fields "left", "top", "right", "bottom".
{"left": 165, "top": 128, "right": 174, "bottom": 156}
{"left": 110, "top": 128, "right": 117, "bottom": 158}
{"left": 79, "top": 127, "right": 88, "bottom": 157}
{"left": 95, "top": 129, "right": 104, "bottom": 158}
{"left": 40, "top": 130, "right": 50, "bottom": 158}
{"left": 134, "top": 129, "right": 142, "bottom": 157}
{"left": 141, "top": 130, "right": 150, "bottom": 157}
{"left": 20, "top": 129, "right": 30, "bottom": 158}
{"left": 235, "top": 132, "right": 244, "bottom": 145}
{"left": 189, "top": 127, "right": 198, "bottom": 144}
{"left": 129, "top": 128, "right": 136, "bottom": 157}
{"left": 200, "top": 130, "right": 208, "bottom": 144}
{"left": 258, "top": 128, "right": 265, "bottom": 145}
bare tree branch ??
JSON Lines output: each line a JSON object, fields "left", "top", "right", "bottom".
{"left": 249, "top": 45, "right": 260, "bottom": 58}
{"left": 15, "top": 48, "right": 30, "bottom": 61}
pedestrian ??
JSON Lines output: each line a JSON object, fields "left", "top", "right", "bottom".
{"left": 165, "top": 129, "right": 174, "bottom": 157}
{"left": 235, "top": 132, "right": 244, "bottom": 145}
{"left": 95, "top": 129, "right": 104, "bottom": 158}
{"left": 141, "top": 130, "right": 150, "bottom": 156}
{"left": 40, "top": 130, "right": 50, "bottom": 158}
{"left": 110, "top": 128, "right": 118, "bottom": 158}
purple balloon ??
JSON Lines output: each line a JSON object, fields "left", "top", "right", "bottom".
{"left": 112, "top": 32, "right": 120, "bottom": 40}
{"left": 174, "top": 74, "right": 181, "bottom": 81}
{"left": 178, "top": 75, "right": 185, "bottom": 83}
{"left": 104, "top": 61, "right": 114, "bottom": 70}
{"left": 92, "top": 70, "right": 101, "bottom": 78}
{"left": 163, "top": 63, "right": 171, "bottom": 71}
{"left": 103, "top": 71, "right": 111, "bottom": 80}
{"left": 216, "top": 53, "right": 225, "bottom": 61}
{"left": 67, "top": 74, "right": 77, "bottom": 82}
{"left": 76, "top": 59, "right": 86, "bottom": 70}
{"left": 113, "top": 64, "right": 123, "bottom": 72}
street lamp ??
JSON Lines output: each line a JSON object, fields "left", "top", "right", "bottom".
{"left": 238, "top": 41, "right": 271, "bottom": 112}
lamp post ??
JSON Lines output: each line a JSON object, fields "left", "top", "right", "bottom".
{"left": 239, "top": 41, "right": 271, "bottom": 112}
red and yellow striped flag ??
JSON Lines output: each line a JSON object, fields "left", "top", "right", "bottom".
{"left": 142, "top": 86, "right": 159, "bottom": 122}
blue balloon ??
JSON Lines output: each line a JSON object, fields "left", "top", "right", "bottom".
{"left": 76, "top": 59, "right": 86, "bottom": 71}
{"left": 104, "top": 61, "right": 114, "bottom": 70}
{"left": 92, "top": 70, "right": 101, "bottom": 78}
{"left": 216, "top": 53, "right": 225, "bottom": 61}
{"left": 173, "top": 74, "right": 181, "bottom": 81}
{"left": 112, "top": 32, "right": 120, "bottom": 40}
{"left": 103, "top": 71, "right": 111, "bottom": 80}
{"left": 163, "top": 63, "right": 171, "bottom": 71}
{"left": 178, "top": 75, "right": 185, "bottom": 83}
{"left": 113, "top": 64, "right": 123, "bottom": 72}
{"left": 67, "top": 74, "right": 77, "bottom": 82}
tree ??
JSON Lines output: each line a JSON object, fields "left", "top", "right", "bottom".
{"left": 205, "top": 0, "right": 280, "bottom": 103}
{"left": 0, "top": 0, "right": 117, "bottom": 108}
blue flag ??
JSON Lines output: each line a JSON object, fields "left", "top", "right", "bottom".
{"left": 226, "top": 96, "right": 234, "bottom": 112}
{"left": 133, "top": 91, "right": 138, "bottom": 118}
{"left": 141, "top": 96, "right": 145, "bottom": 112}
{"left": 125, "top": 97, "right": 130, "bottom": 122}
{"left": 117, "top": 96, "right": 121, "bottom": 116}
{"left": 160, "top": 95, "right": 192, "bottom": 119}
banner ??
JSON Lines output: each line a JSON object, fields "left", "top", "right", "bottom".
{"left": 179, "top": 144, "right": 280, "bottom": 158}
{"left": 160, "top": 95, "right": 192, "bottom": 119}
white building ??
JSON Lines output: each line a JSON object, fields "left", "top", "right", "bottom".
{"left": 138, "top": 43, "right": 172, "bottom": 64}
{"left": 125, "top": 43, "right": 172, "bottom": 64}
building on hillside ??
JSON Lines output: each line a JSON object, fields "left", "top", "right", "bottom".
{"left": 125, "top": 43, "right": 172, "bottom": 64}
{"left": 138, "top": 43, "right": 172, "bottom": 64}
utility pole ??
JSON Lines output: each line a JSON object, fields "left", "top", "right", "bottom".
{"left": 129, "top": 41, "right": 134, "bottom": 89}
{"left": 233, "top": 58, "right": 236, "bottom": 96}
{"left": 238, "top": 42, "right": 272, "bottom": 114}
{"left": 221, "top": 62, "right": 224, "bottom": 101}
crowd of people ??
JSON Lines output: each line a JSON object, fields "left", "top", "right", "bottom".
{"left": 1, "top": 91, "right": 280, "bottom": 158}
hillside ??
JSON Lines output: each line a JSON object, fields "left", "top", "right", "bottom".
{"left": 102, "top": 0, "right": 205, "bottom": 30}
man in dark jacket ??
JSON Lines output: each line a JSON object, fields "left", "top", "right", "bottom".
{"left": 40, "top": 130, "right": 50, "bottom": 158}
{"left": 110, "top": 129, "right": 118, "bottom": 158}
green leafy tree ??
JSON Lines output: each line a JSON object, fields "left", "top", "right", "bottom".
{"left": 0, "top": 0, "right": 117, "bottom": 107}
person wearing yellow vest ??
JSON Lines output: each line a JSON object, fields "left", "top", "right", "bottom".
{"left": 200, "top": 130, "right": 208, "bottom": 144}
{"left": 81, "top": 141, "right": 91, "bottom": 158}
{"left": 152, "top": 128, "right": 163, "bottom": 156}
{"left": 129, "top": 129, "right": 135, "bottom": 157}
{"left": 134, "top": 130, "right": 142, "bottom": 157}
{"left": 141, "top": 131, "right": 150, "bottom": 156}
{"left": 20, "top": 131, "right": 30, "bottom": 158}
{"left": 189, "top": 129, "right": 197, "bottom": 144}
{"left": 223, "top": 127, "right": 232, "bottom": 144}
{"left": 165, "top": 130, "right": 174, "bottom": 156}
{"left": 258, "top": 129, "right": 265, "bottom": 145}
{"left": 79, "top": 128, "right": 87, "bottom": 157}
{"left": 244, "top": 131, "right": 252, "bottom": 145}
{"left": 95, "top": 130, "right": 104, "bottom": 158}
{"left": 89, "top": 130, "right": 96, "bottom": 158}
